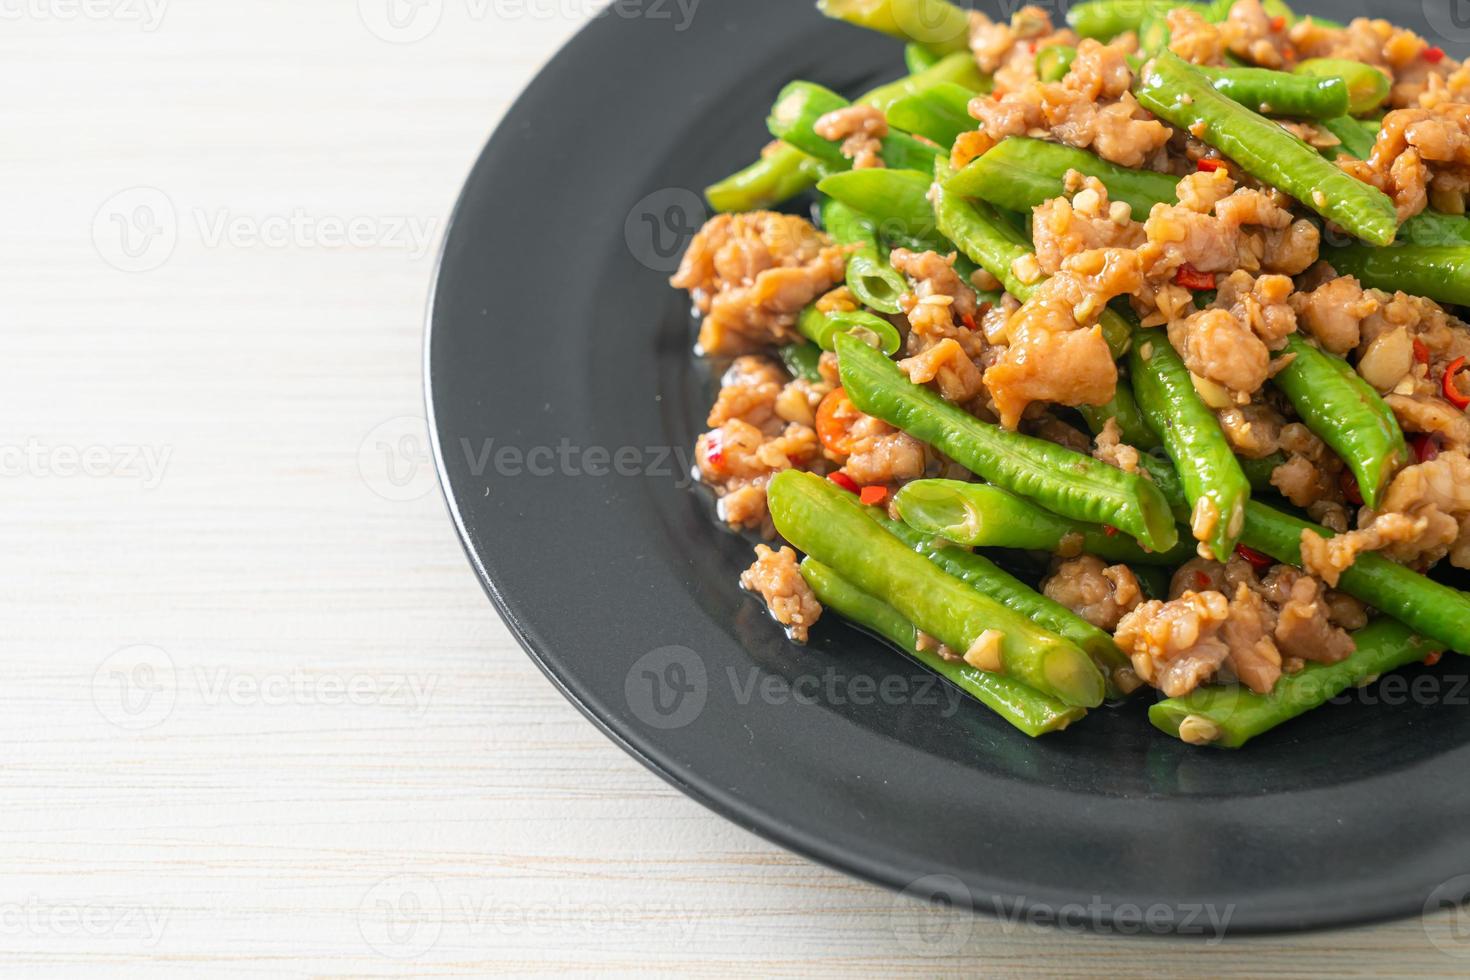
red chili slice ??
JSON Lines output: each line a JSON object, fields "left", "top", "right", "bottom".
{"left": 1425, "top": 46, "right": 1446, "bottom": 64}
{"left": 1443, "top": 356, "right": 1470, "bottom": 410}
{"left": 961, "top": 312, "right": 978, "bottom": 332}
{"left": 704, "top": 431, "right": 724, "bottom": 471}
{"left": 1174, "top": 264, "right": 1216, "bottom": 291}
{"left": 1102, "top": 524, "right": 1119, "bottom": 537}
{"left": 1235, "top": 544, "right": 1274, "bottom": 572}
{"left": 828, "top": 471, "right": 859, "bottom": 494}
{"left": 1196, "top": 158, "right": 1223, "bottom": 173}
{"left": 1425, "top": 651, "right": 1444, "bottom": 667}
{"left": 1413, "top": 337, "right": 1430, "bottom": 365}
{"left": 1270, "top": 15, "right": 1286, "bottom": 31}
{"left": 1194, "top": 571, "right": 1212, "bottom": 590}
{"left": 1340, "top": 470, "right": 1364, "bottom": 506}
{"left": 859, "top": 485, "right": 888, "bottom": 506}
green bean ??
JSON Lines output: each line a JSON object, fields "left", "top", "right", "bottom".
{"left": 818, "top": 168, "right": 938, "bottom": 243}
{"left": 1319, "top": 115, "right": 1379, "bottom": 161}
{"left": 1237, "top": 453, "right": 1286, "bottom": 493}
{"left": 932, "top": 164, "right": 1134, "bottom": 356}
{"left": 1238, "top": 500, "right": 1470, "bottom": 655}
{"left": 885, "top": 82, "right": 974, "bottom": 150}
{"left": 1195, "top": 65, "right": 1349, "bottom": 120}
{"left": 894, "top": 480, "right": 1195, "bottom": 565}
{"left": 797, "top": 304, "right": 902, "bottom": 357}
{"left": 904, "top": 41, "right": 942, "bottom": 74}
{"left": 1149, "top": 617, "right": 1439, "bottom": 748}
{"left": 1134, "top": 52, "right": 1399, "bottom": 247}
{"left": 1320, "top": 243, "right": 1470, "bottom": 307}
{"left": 1077, "top": 382, "right": 1164, "bottom": 453}
{"left": 779, "top": 342, "right": 824, "bottom": 383}
{"left": 1129, "top": 326, "right": 1251, "bottom": 561}
{"left": 1271, "top": 334, "right": 1409, "bottom": 509}
{"left": 799, "top": 558, "right": 1089, "bottom": 735}
{"left": 1136, "top": 6, "right": 1171, "bottom": 56}
{"left": 875, "top": 512, "right": 1136, "bottom": 698}
{"left": 818, "top": 0, "right": 973, "bottom": 54}
{"left": 769, "top": 81, "right": 939, "bottom": 173}
{"left": 1295, "top": 58, "right": 1390, "bottom": 115}
{"left": 1067, "top": 0, "right": 1202, "bottom": 40}
{"left": 705, "top": 144, "right": 828, "bottom": 214}
{"left": 704, "top": 52, "right": 986, "bottom": 213}
{"left": 821, "top": 198, "right": 909, "bottom": 315}
{"left": 1399, "top": 212, "right": 1470, "bottom": 247}
{"left": 945, "top": 136, "right": 1180, "bottom": 221}
{"left": 1035, "top": 44, "right": 1076, "bottom": 83}
{"left": 836, "top": 332, "right": 1180, "bottom": 553}
{"left": 768, "top": 470, "right": 1106, "bottom": 707}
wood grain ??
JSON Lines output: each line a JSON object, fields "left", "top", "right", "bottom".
{"left": 1, "top": 2, "right": 1465, "bottom": 974}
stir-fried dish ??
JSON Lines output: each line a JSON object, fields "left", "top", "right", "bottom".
{"left": 669, "top": 0, "right": 1470, "bottom": 747}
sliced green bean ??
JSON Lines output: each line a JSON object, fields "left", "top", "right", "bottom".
{"left": 1150, "top": 617, "right": 1438, "bottom": 748}
{"left": 819, "top": 168, "right": 938, "bottom": 243}
{"left": 1399, "top": 211, "right": 1470, "bottom": 247}
{"left": 875, "top": 513, "right": 1135, "bottom": 698}
{"left": 886, "top": 82, "right": 974, "bottom": 150}
{"left": 779, "top": 341, "right": 824, "bottom": 383}
{"left": 704, "top": 52, "right": 986, "bottom": 213}
{"left": 818, "top": 0, "right": 972, "bottom": 54}
{"left": 1078, "top": 382, "right": 1165, "bottom": 453}
{"left": 894, "top": 480, "right": 1195, "bottom": 565}
{"left": 821, "top": 198, "right": 909, "bottom": 315}
{"left": 1134, "top": 52, "right": 1399, "bottom": 247}
{"left": 933, "top": 164, "right": 1133, "bottom": 356}
{"left": 1271, "top": 334, "right": 1409, "bottom": 509}
{"left": 904, "top": 41, "right": 942, "bottom": 74}
{"left": 1237, "top": 453, "right": 1286, "bottom": 493}
{"left": 1239, "top": 500, "right": 1470, "bottom": 656}
{"left": 1295, "top": 58, "right": 1390, "bottom": 115}
{"left": 1321, "top": 243, "right": 1470, "bottom": 308}
{"left": 1036, "top": 44, "right": 1077, "bottom": 83}
{"left": 946, "top": 136, "right": 1180, "bottom": 221}
{"left": 797, "top": 304, "right": 902, "bottom": 356}
{"left": 836, "top": 332, "right": 1180, "bottom": 553}
{"left": 1129, "top": 325, "right": 1251, "bottom": 561}
{"left": 769, "top": 470, "right": 1106, "bottom": 707}
{"left": 800, "top": 558, "right": 1088, "bottom": 735}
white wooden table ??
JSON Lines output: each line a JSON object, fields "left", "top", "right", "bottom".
{"left": 2, "top": 2, "right": 1465, "bottom": 974}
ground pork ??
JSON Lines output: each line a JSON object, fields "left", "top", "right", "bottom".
{"left": 816, "top": 387, "right": 928, "bottom": 487}
{"left": 1301, "top": 512, "right": 1429, "bottom": 586}
{"left": 1291, "top": 275, "right": 1380, "bottom": 356}
{"left": 672, "top": 212, "right": 848, "bottom": 356}
{"left": 1292, "top": 15, "right": 1456, "bottom": 109}
{"left": 969, "top": 5, "right": 1079, "bottom": 93}
{"left": 1043, "top": 555, "right": 1143, "bottom": 631}
{"left": 1114, "top": 591, "right": 1233, "bottom": 697}
{"left": 1217, "top": 400, "right": 1284, "bottom": 459}
{"left": 963, "top": 37, "right": 1170, "bottom": 170}
{"left": 1385, "top": 393, "right": 1470, "bottom": 451}
{"left": 890, "top": 247, "right": 985, "bottom": 355}
{"left": 1340, "top": 104, "right": 1470, "bottom": 220}
{"left": 813, "top": 104, "right": 888, "bottom": 170}
{"left": 1217, "top": 0, "right": 1294, "bottom": 68}
{"left": 1156, "top": 557, "right": 1357, "bottom": 694}
{"left": 696, "top": 357, "right": 829, "bottom": 534}
{"left": 1167, "top": 6, "right": 1228, "bottom": 66}
{"left": 1093, "top": 417, "right": 1142, "bottom": 473}
{"left": 1165, "top": 271, "right": 1298, "bottom": 403}
{"left": 1313, "top": 449, "right": 1470, "bottom": 572}
{"left": 899, "top": 338, "right": 986, "bottom": 404}
{"left": 1031, "top": 173, "right": 1146, "bottom": 275}
{"left": 740, "top": 545, "right": 822, "bottom": 643}
{"left": 982, "top": 248, "right": 1135, "bottom": 428}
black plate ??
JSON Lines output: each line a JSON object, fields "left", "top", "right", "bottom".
{"left": 428, "top": 0, "right": 1470, "bottom": 935}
